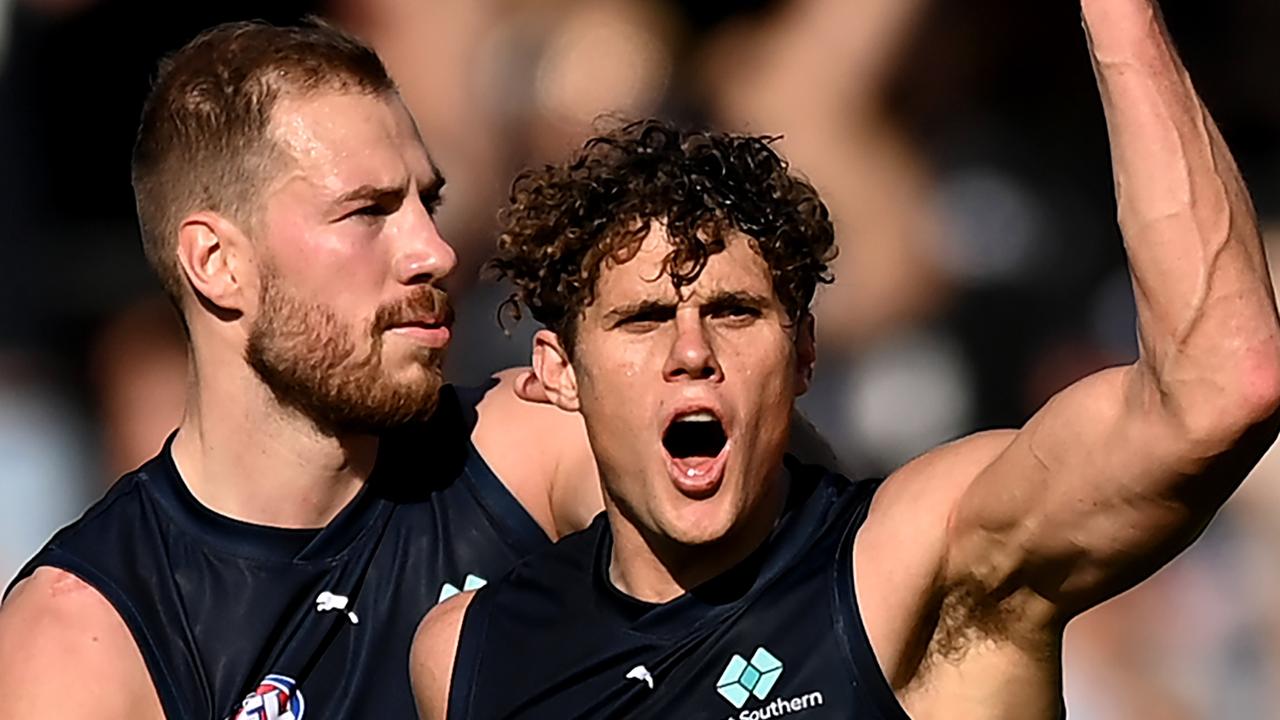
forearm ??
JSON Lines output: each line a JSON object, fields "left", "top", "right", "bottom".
{"left": 1083, "top": 0, "right": 1280, "bottom": 428}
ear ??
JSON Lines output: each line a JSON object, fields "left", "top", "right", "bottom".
{"left": 793, "top": 312, "right": 816, "bottom": 397}
{"left": 175, "top": 211, "right": 254, "bottom": 313}
{"left": 531, "top": 329, "right": 581, "bottom": 412}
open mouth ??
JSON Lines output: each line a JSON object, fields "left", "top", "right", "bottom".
{"left": 661, "top": 410, "right": 730, "bottom": 498}
{"left": 663, "top": 411, "right": 727, "bottom": 459}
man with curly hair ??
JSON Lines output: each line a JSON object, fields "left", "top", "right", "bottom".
{"left": 412, "top": 1, "right": 1280, "bottom": 717}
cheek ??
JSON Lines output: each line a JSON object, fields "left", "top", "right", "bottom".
{"left": 578, "top": 336, "right": 662, "bottom": 392}
{"left": 575, "top": 347, "right": 661, "bottom": 448}
{"left": 717, "top": 328, "right": 796, "bottom": 378}
{"left": 266, "top": 225, "right": 389, "bottom": 300}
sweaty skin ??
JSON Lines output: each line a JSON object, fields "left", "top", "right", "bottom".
{"left": 857, "top": 1, "right": 1280, "bottom": 716}
{"left": 0, "top": 88, "right": 837, "bottom": 719}
{"left": 412, "top": 2, "right": 1280, "bottom": 718}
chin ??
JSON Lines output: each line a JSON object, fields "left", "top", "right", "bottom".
{"left": 384, "top": 355, "right": 444, "bottom": 387}
{"left": 384, "top": 342, "right": 445, "bottom": 370}
{"left": 656, "top": 501, "right": 740, "bottom": 548}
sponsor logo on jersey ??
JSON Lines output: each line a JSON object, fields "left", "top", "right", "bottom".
{"left": 314, "top": 590, "right": 360, "bottom": 624}
{"left": 717, "top": 647, "right": 783, "bottom": 708}
{"left": 232, "top": 674, "right": 306, "bottom": 720}
{"left": 626, "top": 664, "right": 655, "bottom": 689}
{"left": 437, "top": 573, "right": 487, "bottom": 603}
{"left": 716, "top": 647, "right": 824, "bottom": 719}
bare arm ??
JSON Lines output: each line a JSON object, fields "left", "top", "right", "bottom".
{"left": 410, "top": 592, "right": 475, "bottom": 720}
{"left": 854, "top": 7, "right": 1280, "bottom": 708}
{"left": 860, "top": 0, "right": 1280, "bottom": 689}
{"left": 472, "top": 369, "right": 601, "bottom": 540}
{"left": 0, "top": 567, "right": 162, "bottom": 718}
{"left": 941, "top": 0, "right": 1280, "bottom": 620}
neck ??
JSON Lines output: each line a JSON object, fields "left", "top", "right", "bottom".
{"left": 171, "top": 346, "right": 377, "bottom": 529}
{"left": 606, "top": 467, "right": 791, "bottom": 604}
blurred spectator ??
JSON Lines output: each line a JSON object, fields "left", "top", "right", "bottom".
{"left": 90, "top": 296, "right": 186, "bottom": 479}
{"left": 0, "top": 352, "right": 92, "bottom": 585}
{"left": 0, "top": 0, "right": 321, "bottom": 351}
{"left": 0, "top": 0, "right": 9, "bottom": 65}
{"left": 700, "top": 0, "right": 946, "bottom": 354}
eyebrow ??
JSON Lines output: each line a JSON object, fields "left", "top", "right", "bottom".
{"left": 333, "top": 169, "right": 447, "bottom": 206}
{"left": 601, "top": 291, "right": 772, "bottom": 325}
{"left": 699, "top": 291, "right": 771, "bottom": 315}
{"left": 333, "top": 182, "right": 401, "bottom": 208}
{"left": 603, "top": 299, "right": 675, "bottom": 325}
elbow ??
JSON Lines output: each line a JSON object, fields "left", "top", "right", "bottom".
{"left": 1240, "top": 352, "right": 1280, "bottom": 424}
{"left": 1229, "top": 341, "right": 1280, "bottom": 427}
{"left": 1176, "top": 350, "right": 1280, "bottom": 451}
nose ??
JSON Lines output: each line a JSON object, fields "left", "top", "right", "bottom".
{"left": 662, "top": 312, "right": 723, "bottom": 383}
{"left": 392, "top": 205, "right": 457, "bottom": 286}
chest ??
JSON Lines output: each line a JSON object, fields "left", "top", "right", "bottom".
{"left": 180, "top": 499, "right": 536, "bottom": 719}
{"left": 477, "top": 582, "right": 867, "bottom": 720}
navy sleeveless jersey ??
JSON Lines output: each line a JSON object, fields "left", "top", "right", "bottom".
{"left": 5, "top": 384, "right": 551, "bottom": 720}
{"left": 449, "top": 462, "right": 908, "bottom": 720}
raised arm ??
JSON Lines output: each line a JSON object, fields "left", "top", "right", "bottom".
{"left": 859, "top": 0, "right": 1280, "bottom": 694}
{"left": 943, "top": 0, "right": 1280, "bottom": 618}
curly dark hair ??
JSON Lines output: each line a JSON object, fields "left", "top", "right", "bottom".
{"left": 489, "top": 119, "right": 837, "bottom": 355}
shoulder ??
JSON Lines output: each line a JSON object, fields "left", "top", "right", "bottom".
{"left": 411, "top": 591, "right": 477, "bottom": 720}
{"left": 874, "top": 429, "right": 1017, "bottom": 523}
{"left": 851, "top": 430, "right": 1016, "bottom": 685}
{"left": 861, "top": 428, "right": 1018, "bottom": 569}
{"left": 470, "top": 369, "right": 601, "bottom": 539}
{"left": 0, "top": 567, "right": 161, "bottom": 718}
{"left": 860, "top": 429, "right": 1018, "bottom": 581}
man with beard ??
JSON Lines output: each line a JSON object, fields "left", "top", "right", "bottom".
{"left": 411, "top": 1, "right": 1280, "bottom": 718}
{"left": 0, "top": 19, "right": 789, "bottom": 720}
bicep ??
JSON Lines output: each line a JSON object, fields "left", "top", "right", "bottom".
{"left": 0, "top": 568, "right": 160, "bottom": 719}
{"left": 948, "top": 364, "right": 1270, "bottom": 615}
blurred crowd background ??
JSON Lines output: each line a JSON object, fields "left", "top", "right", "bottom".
{"left": 1, "top": 0, "right": 1279, "bottom": 716}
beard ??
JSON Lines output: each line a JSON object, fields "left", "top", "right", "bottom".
{"left": 245, "top": 271, "right": 451, "bottom": 435}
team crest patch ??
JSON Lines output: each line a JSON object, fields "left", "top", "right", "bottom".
{"left": 232, "top": 674, "right": 306, "bottom": 720}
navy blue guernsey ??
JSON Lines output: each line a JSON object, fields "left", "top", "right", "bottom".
{"left": 5, "top": 384, "right": 551, "bottom": 720}
{"left": 448, "top": 461, "right": 909, "bottom": 720}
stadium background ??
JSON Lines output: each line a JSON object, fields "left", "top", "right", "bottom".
{"left": 0, "top": 0, "right": 1278, "bottom": 716}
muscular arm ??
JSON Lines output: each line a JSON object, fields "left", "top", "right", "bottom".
{"left": 947, "top": 0, "right": 1280, "bottom": 613}
{"left": 861, "top": 0, "right": 1280, "bottom": 696}
{"left": 0, "top": 568, "right": 162, "bottom": 719}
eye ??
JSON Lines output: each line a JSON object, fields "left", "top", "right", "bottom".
{"left": 614, "top": 306, "right": 674, "bottom": 332}
{"left": 340, "top": 203, "right": 393, "bottom": 223}
{"left": 709, "top": 304, "right": 762, "bottom": 326}
{"left": 420, "top": 191, "right": 444, "bottom": 217}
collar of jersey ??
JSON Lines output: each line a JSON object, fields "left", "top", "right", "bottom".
{"left": 591, "top": 461, "right": 831, "bottom": 639}
{"left": 142, "top": 431, "right": 391, "bottom": 563}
